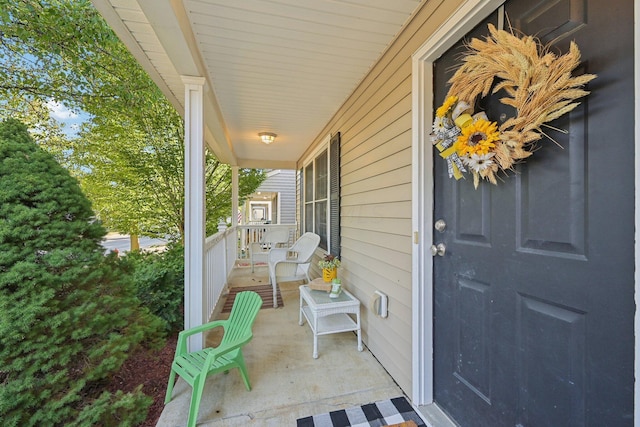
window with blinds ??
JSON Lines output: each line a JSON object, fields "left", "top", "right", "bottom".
{"left": 302, "top": 132, "right": 340, "bottom": 254}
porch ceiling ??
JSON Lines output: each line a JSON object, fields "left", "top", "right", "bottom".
{"left": 91, "top": 0, "right": 423, "bottom": 169}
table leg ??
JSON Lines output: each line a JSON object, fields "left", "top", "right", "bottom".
{"left": 356, "top": 311, "right": 363, "bottom": 352}
{"left": 313, "top": 317, "right": 319, "bottom": 359}
{"left": 299, "top": 293, "right": 304, "bottom": 326}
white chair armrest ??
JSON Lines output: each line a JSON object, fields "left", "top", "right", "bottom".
{"left": 268, "top": 248, "right": 289, "bottom": 263}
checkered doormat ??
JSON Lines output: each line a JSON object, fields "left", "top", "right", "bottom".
{"left": 296, "top": 396, "right": 427, "bottom": 427}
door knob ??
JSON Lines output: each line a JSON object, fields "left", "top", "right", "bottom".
{"left": 430, "top": 243, "right": 446, "bottom": 257}
{"left": 434, "top": 219, "right": 446, "bottom": 232}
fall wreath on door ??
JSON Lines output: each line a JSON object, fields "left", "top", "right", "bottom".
{"left": 432, "top": 24, "right": 596, "bottom": 188}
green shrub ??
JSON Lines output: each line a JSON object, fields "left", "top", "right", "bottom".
{"left": 122, "top": 243, "right": 184, "bottom": 332}
{"left": 0, "top": 119, "right": 164, "bottom": 426}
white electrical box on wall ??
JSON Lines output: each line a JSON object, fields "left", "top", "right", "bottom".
{"left": 372, "top": 290, "right": 388, "bottom": 318}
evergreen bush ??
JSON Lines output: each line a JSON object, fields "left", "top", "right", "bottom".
{"left": 0, "top": 119, "right": 164, "bottom": 426}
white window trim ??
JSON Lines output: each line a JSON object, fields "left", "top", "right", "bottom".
{"left": 302, "top": 134, "right": 332, "bottom": 253}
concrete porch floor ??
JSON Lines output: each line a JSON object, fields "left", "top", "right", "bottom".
{"left": 156, "top": 265, "right": 409, "bottom": 426}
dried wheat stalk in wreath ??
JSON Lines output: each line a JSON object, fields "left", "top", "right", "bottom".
{"left": 436, "top": 24, "right": 596, "bottom": 187}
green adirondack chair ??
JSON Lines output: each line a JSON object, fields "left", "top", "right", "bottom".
{"left": 165, "top": 291, "right": 263, "bottom": 427}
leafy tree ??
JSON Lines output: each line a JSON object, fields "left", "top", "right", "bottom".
{"left": 0, "top": 0, "right": 151, "bottom": 115}
{"left": 0, "top": 119, "right": 164, "bottom": 426}
{"left": 72, "top": 105, "right": 265, "bottom": 239}
{"left": 0, "top": 0, "right": 265, "bottom": 240}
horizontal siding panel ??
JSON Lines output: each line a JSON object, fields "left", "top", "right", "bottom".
{"left": 341, "top": 89, "right": 411, "bottom": 144}
{"left": 341, "top": 201, "right": 412, "bottom": 219}
{"left": 359, "top": 297, "right": 411, "bottom": 343}
{"left": 341, "top": 216, "right": 411, "bottom": 236}
{"left": 338, "top": 247, "right": 411, "bottom": 298}
{"left": 334, "top": 0, "right": 450, "bottom": 125}
{"left": 335, "top": 41, "right": 411, "bottom": 128}
{"left": 360, "top": 297, "right": 412, "bottom": 340}
{"left": 344, "top": 150, "right": 411, "bottom": 186}
{"left": 258, "top": 170, "right": 296, "bottom": 192}
{"left": 360, "top": 303, "right": 411, "bottom": 353}
{"left": 342, "top": 161, "right": 411, "bottom": 195}
{"left": 341, "top": 236, "right": 411, "bottom": 272}
{"left": 342, "top": 123, "right": 411, "bottom": 175}
{"left": 358, "top": 318, "right": 412, "bottom": 391}
{"left": 340, "top": 68, "right": 412, "bottom": 148}
{"left": 343, "top": 131, "right": 411, "bottom": 180}
{"left": 342, "top": 260, "right": 412, "bottom": 308}
{"left": 340, "top": 74, "right": 411, "bottom": 152}
{"left": 340, "top": 254, "right": 413, "bottom": 387}
{"left": 255, "top": 170, "right": 297, "bottom": 224}
{"left": 342, "top": 94, "right": 412, "bottom": 162}
{"left": 342, "top": 114, "right": 412, "bottom": 170}
{"left": 340, "top": 268, "right": 410, "bottom": 318}
{"left": 340, "top": 260, "right": 412, "bottom": 330}
{"left": 341, "top": 183, "right": 411, "bottom": 207}
{"left": 341, "top": 236, "right": 412, "bottom": 278}
{"left": 364, "top": 328, "right": 411, "bottom": 393}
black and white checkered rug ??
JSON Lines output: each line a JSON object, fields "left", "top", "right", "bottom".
{"left": 296, "top": 396, "right": 427, "bottom": 427}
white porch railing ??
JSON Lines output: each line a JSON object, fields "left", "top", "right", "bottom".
{"left": 203, "top": 224, "right": 298, "bottom": 321}
{"left": 203, "top": 227, "right": 237, "bottom": 321}
{"left": 236, "top": 224, "right": 297, "bottom": 259}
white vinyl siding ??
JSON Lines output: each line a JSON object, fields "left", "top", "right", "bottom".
{"left": 297, "top": 0, "right": 465, "bottom": 395}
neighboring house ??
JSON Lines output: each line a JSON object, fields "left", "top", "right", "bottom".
{"left": 92, "top": 0, "right": 638, "bottom": 425}
{"left": 241, "top": 169, "right": 296, "bottom": 225}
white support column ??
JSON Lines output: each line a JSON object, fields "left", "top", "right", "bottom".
{"left": 182, "top": 76, "right": 206, "bottom": 352}
{"left": 232, "top": 166, "right": 239, "bottom": 225}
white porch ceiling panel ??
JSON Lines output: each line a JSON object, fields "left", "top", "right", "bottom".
{"left": 92, "top": 0, "right": 423, "bottom": 168}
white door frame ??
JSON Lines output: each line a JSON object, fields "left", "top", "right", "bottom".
{"left": 410, "top": 0, "right": 640, "bottom": 417}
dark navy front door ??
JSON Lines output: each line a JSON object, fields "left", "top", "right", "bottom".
{"left": 432, "top": 1, "right": 634, "bottom": 425}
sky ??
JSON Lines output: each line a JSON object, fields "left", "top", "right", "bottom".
{"left": 46, "top": 100, "right": 88, "bottom": 137}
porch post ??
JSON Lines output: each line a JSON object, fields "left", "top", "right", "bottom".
{"left": 232, "top": 166, "right": 239, "bottom": 225}
{"left": 182, "top": 76, "right": 206, "bottom": 352}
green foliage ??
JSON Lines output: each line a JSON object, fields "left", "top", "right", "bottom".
{"left": 72, "top": 108, "right": 186, "bottom": 238}
{"left": 121, "top": 243, "right": 185, "bottom": 332}
{"left": 206, "top": 166, "right": 267, "bottom": 236}
{"left": 0, "top": 119, "right": 164, "bottom": 426}
{"left": 0, "top": 0, "right": 153, "bottom": 114}
{"left": 73, "top": 109, "right": 265, "bottom": 239}
{"left": 0, "top": 0, "right": 267, "bottom": 241}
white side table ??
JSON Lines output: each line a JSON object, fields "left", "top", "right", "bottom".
{"left": 299, "top": 284, "right": 363, "bottom": 358}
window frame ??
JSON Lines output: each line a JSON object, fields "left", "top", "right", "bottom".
{"left": 302, "top": 133, "right": 340, "bottom": 255}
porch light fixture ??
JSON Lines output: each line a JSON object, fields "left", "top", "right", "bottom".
{"left": 259, "top": 132, "right": 277, "bottom": 145}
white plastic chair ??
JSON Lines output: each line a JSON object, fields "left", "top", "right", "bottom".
{"left": 268, "top": 232, "right": 321, "bottom": 307}
{"left": 250, "top": 228, "right": 290, "bottom": 272}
